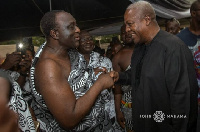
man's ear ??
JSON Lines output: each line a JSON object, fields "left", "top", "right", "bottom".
{"left": 144, "top": 15, "right": 151, "bottom": 26}
{"left": 50, "top": 29, "right": 59, "bottom": 39}
{"left": 191, "top": 10, "right": 196, "bottom": 17}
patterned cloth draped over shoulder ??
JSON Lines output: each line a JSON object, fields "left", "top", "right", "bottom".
{"left": 68, "top": 49, "right": 118, "bottom": 131}
{"left": 30, "top": 43, "right": 121, "bottom": 132}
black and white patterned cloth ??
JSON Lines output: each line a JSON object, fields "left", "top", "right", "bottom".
{"left": 0, "top": 69, "right": 36, "bottom": 132}
{"left": 30, "top": 43, "right": 120, "bottom": 132}
{"left": 4, "top": 70, "right": 33, "bottom": 104}
{"left": 121, "top": 65, "right": 133, "bottom": 131}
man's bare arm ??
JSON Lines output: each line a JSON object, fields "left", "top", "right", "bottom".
{"left": 35, "top": 59, "right": 114, "bottom": 129}
{"left": 112, "top": 53, "right": 125, "bottom": 128}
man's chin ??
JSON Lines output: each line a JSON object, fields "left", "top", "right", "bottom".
{"left": 74, "top": 42, "right": 79, "bottom": 49}
{"left": 126, "top": 40, "right": 134, "bottom": 44}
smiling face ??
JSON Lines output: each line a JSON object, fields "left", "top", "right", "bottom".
{"left": 121, "top": 24, "right": 134, "bottom": 45}
{"left": 124, "top": 9, "right": 146, "bottom": 45}
{"left": 125, "top": 30, "right": 134, "bottom": 45}
{"left": 54, "top": 12, "right": 80, "bottom": 49}
{"left": 78, "top": 31, "right": 94, "bottom": 55}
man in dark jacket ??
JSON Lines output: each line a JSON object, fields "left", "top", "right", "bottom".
{"left": 110, "top": 1, "right": 198, "bottom": 132}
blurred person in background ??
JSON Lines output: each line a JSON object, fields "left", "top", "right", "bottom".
{"left": 112, "top": 24, "right": 135, "bottom": 131}
{"left": 165, "top": 18, "right": 180, "bottom": 35}
{"left": 0, "top": 69, "right": 36, "bottom": 132}
{"left": 177, "top": 0, "right": 200, "bottom": 116}
{"left": 0, "top": 50, "right": 32, "bottom": 89}
{"left": 68, "top": 30, "right": 122, "bottom": 131}
{"left": 111, "top": 42, "right": 123, "bottom": 57}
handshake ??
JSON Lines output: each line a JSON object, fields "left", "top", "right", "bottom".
{"left": 95, "top": 67, "right": 120, "bottom": 89}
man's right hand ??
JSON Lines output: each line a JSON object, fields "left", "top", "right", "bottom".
{"left": 109, "top": 71, "right": 119, "bottom": 82}
{"left": 97, "top": 73, "right": 114, "bottom": 90}
{"left": 0, "top": 52, "right": 21, "bottom": 70}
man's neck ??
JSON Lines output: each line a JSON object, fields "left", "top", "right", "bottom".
{"left": 189, "top": 20, "right": 200, "bottom": 35}
{"left": 83, "top": 53, "right": 90, "bottom": 64}
{"left": 145, "top": 26, "right": 160, "bottom": 45}
{"left": 45, "top": 41, "right": 69, "bottom": 58}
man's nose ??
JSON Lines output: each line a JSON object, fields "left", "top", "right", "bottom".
{"left": 126, "top": 26, "right": 130, "bottom": 33}
{"left": 75, "top": 26, "right": 80, "bottom": 33}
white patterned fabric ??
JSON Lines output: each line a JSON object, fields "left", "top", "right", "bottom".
{"left": 30, "top": 43, "right": 120, "bottom": 131}
{"left": 68, "top": 50, "right": 118, "bottom": 131}
{"left": 0, "top": 69, "right": 36, "bottom": 132}
{"left": 5, "top": 70, "right": 20, "bottom": 81}
{"left": 4, "top": 70, "right": 32, "bottom": 102}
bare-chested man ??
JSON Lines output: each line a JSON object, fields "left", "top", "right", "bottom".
{"left": 30, "top": 10, "right": 114, "bottom": 131}
{"left": 112, "top": 24, "right": 134, "bottom": 131}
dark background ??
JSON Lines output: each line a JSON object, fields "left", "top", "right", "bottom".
{"left": 0, "top": 0, "right": 193, "bottom": 41}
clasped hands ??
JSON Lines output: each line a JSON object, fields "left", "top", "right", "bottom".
{"left": 94, "top": 67, "right": 119, "bottom": 88}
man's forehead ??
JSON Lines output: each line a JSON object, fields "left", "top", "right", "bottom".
{"left": 124, "top": 9, "right": 137, "bottom": 20}
{"left": 56, "top": 12, "right": 76, "bottom": 23}
{"left": 126, "top": 9, "right": 134, "bottom": 14}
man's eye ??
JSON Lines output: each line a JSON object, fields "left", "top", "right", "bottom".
{"left": 69, "top": 25, "right": 75, "bottom": 29}
{"left": 128, "top": 23, "right": 134, "bottom": 26}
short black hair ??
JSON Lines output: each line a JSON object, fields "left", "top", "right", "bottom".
{"left": 40, "top": 10, "right": 64, "bottom": 37}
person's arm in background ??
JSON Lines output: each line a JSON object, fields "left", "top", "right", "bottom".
{"left": 0, "top": 52, "right": 32, "bottom": 89}
{"left": 112, "top": 54, "right": 125, "bottom": 128}
{"left": 0, "top": 52, "right": 21, "bottom": 70}
{"left": 0, "top": 71, "right": 19, "bottom": 132}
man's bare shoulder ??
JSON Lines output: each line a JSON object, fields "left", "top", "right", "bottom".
{"left": 37, "top": 58, "right": 60, "bottom": 69}
{"left": 120, "top": 47, "right": 133, "bottom": 52}
{"left": 113, "top": 47, "right": 133, "bottom": 60}
{"left": 35, "top": 58, "right": 66, "bottom": 79}
{"left": 34, "top": 57, "right": 71, "bottom": 93}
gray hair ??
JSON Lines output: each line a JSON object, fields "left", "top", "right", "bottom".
{"left": 127, "top": 1, "right": 156, "bottom": 20}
